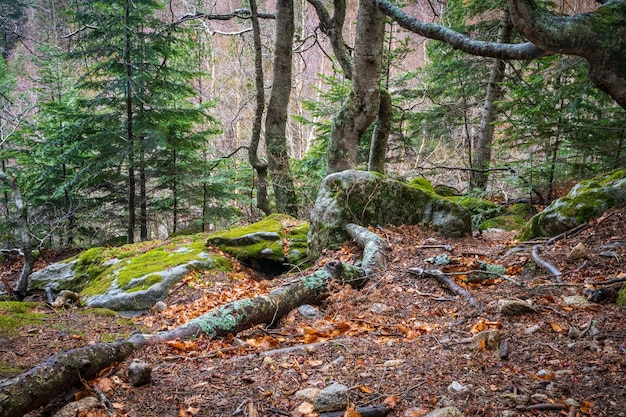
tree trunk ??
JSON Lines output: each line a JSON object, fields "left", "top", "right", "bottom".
{"left": 249, "top": 0, "right": 272, "bottom": 216}
{"left": 470, "top": 7, "right": 512, "bottom": 190}
{"left": 125, "top": 0, "right": 135, "bottom": 244}
{"left": 0, "top": 172, "right": 33, "bottom": 297}
{"left": 139, "top": 148, "right": 148, "bottom": 240}
{"left": 326, "top": 0, "right": 385, "bottom": 174}
{"left": 368, "top": 89, "right": 391, "bottom": 173}
{"left": 0, "top": 224, "right": 387, "bottom": 417}
{"left": 265, "top": 0, "right": 298, "bottom": 216}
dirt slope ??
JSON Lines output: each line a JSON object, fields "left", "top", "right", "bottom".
{"left": 1, "top": 205, "right": 625, "bottom": 417}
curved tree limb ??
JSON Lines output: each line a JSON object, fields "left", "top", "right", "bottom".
{"left": 0, "top": 224, "right": 385, "bottom": 417}
{"left": 408, "top": 267, "right": 481, "bottom": 309}
{"left": 374, "top": 0, "right": 547, "bottom": 60}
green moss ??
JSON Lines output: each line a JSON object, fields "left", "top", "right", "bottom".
{"left": 617, "top": 283, "right": 626, "bottom": 307}
{"left": 100, "top": 332, "right": 130, "bottom": 343}
{"left": 510, "top": 203, "right": 537, "bottom": 217}
{"left": 0, "top": 301, "right": 39, "bottom": 314}
{"left": 478, "top": 215, "right": 526, "bottom": 231}
{"left": 0, "top": 302, "right": 51, "bottom": 336}
{"left": 408, "top": 177, "right": 436, "bottom": 193}
{"left": 77, "top": 307, "right": 119, "bottom": 317}
{"left": 0, "top": 363, "right": 28, "bottom": 378}
{"left": 124, "top": 274, "right": 163, "bottom": 293}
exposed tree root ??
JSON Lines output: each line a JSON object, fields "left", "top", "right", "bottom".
{"left": 0, "top": 224, "right": 386, "bottom": 417}
{"left": 530, "top": 245, "right": 561, "bottom": 280}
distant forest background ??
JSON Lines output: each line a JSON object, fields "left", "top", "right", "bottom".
{"left": 0, "top": 0, "right": 624, "bottom": 249}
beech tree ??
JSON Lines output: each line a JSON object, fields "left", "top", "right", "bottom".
{"left": 375, "top": 0, "right": 626, "bottom": 111}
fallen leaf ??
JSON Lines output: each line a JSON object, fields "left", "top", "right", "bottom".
{"left": 344, "top": 403, "right": 362, "bottom": 417}
{"left": 359, "top": 385, "right": 374, "bottom": 393}
{"left": 383, "top": 395, "right": 400, "bottom": 409}
{"left": 549, "top": 322, "right": 565, "bottom": 333}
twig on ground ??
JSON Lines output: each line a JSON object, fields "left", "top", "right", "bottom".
{"left": 531, "top": 245, "right": 561, "bottom": 280}
{"left": 408, "top": 267, "right": 480, "bottom": 309}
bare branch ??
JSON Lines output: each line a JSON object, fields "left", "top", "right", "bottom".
{"left": 170, "top": 8, "right": 275, "bottom": 26}
{"left": 374, "top": 0, "right": 548, "bottom": 60}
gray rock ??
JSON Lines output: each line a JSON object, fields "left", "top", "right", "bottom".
{"left": 298, "top": 304, "right": 320, "bottom": 318}
{"left": 127, "top": 361, "right": 152, "bottom": 387}
{"left": 308, "top": 170, "right": 471, "bottom": 258}
{"left": 28, "top": 260, "right": 78, "bottom": 292}
{"left": 424, "top": 406, "right": 465, "bottom": 417}
{"left": 519, "top": 170, "right": 626, "bottom": 240}
{"left": 51, "top": 396, "right": 100, "bottom": 417}
{"left": 313, "top": 383, "right": 349, "bottom": 412}
{"left": 498, "top": 299, "right": 537, "bottom": 316}
{"left": 447, "top": 381, "right": 468, "bottom": 394}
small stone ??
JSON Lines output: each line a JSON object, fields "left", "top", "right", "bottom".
{"left": 262, "top": 356, "right": 275, "bottom": 365}
{"left": 498, "top": 411, "right": 517, "bottom": 417}
{"left": 370, "top": 303, "right": 391, "bottom": 313}
{"left": 447, "top": 381, "right": 468, "bottom": 394}
{"left": 313, "top": 383, "right": 349, "bottom": 412}
{"left": 383, "top": 359, "right": 405, "bottom": 367}
{"left": 424, "top": 406, "right": 465, "bottom": 417}
{"left": 569, "top": 242, "right": 588, "bottom": 260}
{"left": 298, "top": 304, "right": 320, "bottom": 318}
{"left": 152, "top": 301, "right": 167, "bottom": 312}
{"left": 51, "top": 397, "right": 100, "bottom": 417}
{"left": 127, "top": 361, "right": 152, "bottom": 387}
{"left": 525, "top": 324, "right": 541, "bottom": 334}
{"left": 470, "top": 329, "right": 501, "bottom": 350}
{"left": 294, "top": 387, "right": 320, "bottom": 402}
{"left": 498, "top": 299, "right": 536, "bottom": 316}
{"left": 565, "top": 398, "right": 580, "bottom": 408}
{"left": 562, "top": 295, "right": 591, "bottom": 307}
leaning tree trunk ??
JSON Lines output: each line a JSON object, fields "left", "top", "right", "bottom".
{"left": 0, "top": 224, "right": 388, "bottom": 417}
{"left": 265, "top": 0, "right": 298, "bottom": 216}
{"left": 0, "top": 172, "right": 34, "bottom": 298}
{"left": 326, "top": 0, "right": 386, "bottom": 174}
{"left": 470, "top": 6, "right": 512, "bottom": 190}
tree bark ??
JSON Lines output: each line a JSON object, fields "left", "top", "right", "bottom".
{"left": 265, "top": 0, "right": 299, "bottom": 216}
{"left": 248, "top": 0, "right": 272, "bottom": 216}
{"left": 0, "top": 172, "right": 33, "bottom": 297}
{"left": 376, "top": 0, "right": 626, "bottom": 110}
{"left": 470, "top": 7, "right": 512, "bottom": 190}
{"left": 0, "top": 225, "right": 388, "bottom": 417}
{"left": 326, "top": 0, "right": 386, "bottom": 174}
{"left": 125, "top": 0, "right": 135, "bottom": 244}
{"left": 368, "top": 89, "right": 391, "bottom": 173}
{"left": 507, "top": 0, "right": 626, "bottom": 109}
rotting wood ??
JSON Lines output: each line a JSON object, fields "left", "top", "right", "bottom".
{"left": 408, "top": 267, "right": 481, "bottom": 309}
{"left": 0, "top": 224, "right": 385, "bottom": 417}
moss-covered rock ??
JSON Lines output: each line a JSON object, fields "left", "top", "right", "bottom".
{"left": 307, "top": 170, "right": 471, "bottom": 259}
{"left": 518, "top": 170, "right": 626, "bottom": 240}
{"left": 28, "top": 234, "right": 232, "bottom": 311}
{"left": 207, "top": 214, "right": 309, "bottom": 274}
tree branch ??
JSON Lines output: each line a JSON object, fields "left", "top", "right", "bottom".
{"left": 374, "top": 0, "right": 547, "bottom": 60}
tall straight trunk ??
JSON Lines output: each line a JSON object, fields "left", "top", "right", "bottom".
{"left": 249, "top": 0, "right": 271, "bottom": 215}
{"left": 139, "top": 152, "right": 147, "bottom": 240}
{"left": 470, "top": 7, "right": 512, "bottom": 190}
{"left": 172, "top": 148, "right": 178, "bottom": 234}
{"left": 124, "top": 0, "right": 135, "bottom": 244}
{"left": 265, "top": 0, "right": 298, "bottom": 216}
{"left": 326, "top": 0, "right": 386, "bottom": 174}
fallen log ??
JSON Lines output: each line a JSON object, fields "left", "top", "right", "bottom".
{"left": 0, "top": 224, "right": 386, "bottom": 417}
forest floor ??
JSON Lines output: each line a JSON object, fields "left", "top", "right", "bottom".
{"left": 1, "top": 204, "right": 626, "bottom": 417}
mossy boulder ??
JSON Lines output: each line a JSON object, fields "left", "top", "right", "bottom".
{"left": 207, "top": 214, "right": 309, "bottom": 275}
{"left": 307, "top": 170, "right": 471, "bottom": 259}
{"left": 518, "top": 170, "right": 626, "bottom": 240}
{"left": 28, "top": 234, "right": 230, "bottom": 311}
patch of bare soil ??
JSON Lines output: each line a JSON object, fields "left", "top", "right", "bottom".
{"left": 2, "top": 205, "right": 625, "bottom": 417}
